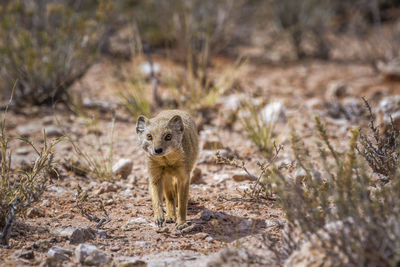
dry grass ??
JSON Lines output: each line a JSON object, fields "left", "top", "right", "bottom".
{"left": 0, "top": 0, "right": 110, "bottom": 105}
{"left": 239, "top": 101, "right": 278, "bottom": 157}
{"left": 0, "top": 87, "right": 61, "bottom": 245}
{"left": 65, "top": 117, "right": 116, "bottom": 181}
{"left": 267, "top": 116, "right": 400, "bottom": 266}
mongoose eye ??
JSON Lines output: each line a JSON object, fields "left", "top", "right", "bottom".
{"left": 165, "top": 134, "right": 172, "bottom": 141}
{"left": 147, "top": 134, "right": 152, "bottom": 141}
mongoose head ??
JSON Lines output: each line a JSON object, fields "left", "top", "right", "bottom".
{"left": 136, "top": 114, "right": 184, "bottom": 157}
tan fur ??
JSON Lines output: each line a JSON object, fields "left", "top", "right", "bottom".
{"left": 136, "top": 110, "right": 199, "bottom": 229}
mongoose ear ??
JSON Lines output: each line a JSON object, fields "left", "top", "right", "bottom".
{"left": 136, "top": 115, "right": 148, "bottom": 133}
{"left": 168, "top": 115, "right": 184, "bottom": 133}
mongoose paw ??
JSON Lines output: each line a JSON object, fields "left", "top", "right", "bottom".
{"left": 176, "top": 222, "right": 189, "bottom": 230}
{"left": 155, "top": 216, "right": 165, "bottom": 228}
{"left": 165, "top": 216, "right": 176, "bottom": 224}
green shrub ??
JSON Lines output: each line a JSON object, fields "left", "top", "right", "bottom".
{"left": 0, "top": 0, "right": 111, "bottom": 105}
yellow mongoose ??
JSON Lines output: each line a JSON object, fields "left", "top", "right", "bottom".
{"left": 136, "top": 110, "right": 199, "bottom": 230}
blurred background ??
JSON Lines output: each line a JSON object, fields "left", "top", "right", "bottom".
{"left": 1, "top": 0, "right": 400, "bottom": 108}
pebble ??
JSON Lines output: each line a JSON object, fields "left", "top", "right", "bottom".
{"left": 75, "top": 243, "right": 110, "bottom": 266}
{"left": 202, "top": 140, "right": 224, "bottom": 150}
{"left": 190, "top": 168, "right": 203, "bottom": 184}
{"left": 47, "top": 246, "right": 73, "bottom": 261}
{"left": 110, "top": 246, "right": 121, "bottom": 252}
{"left": 112, "top": 158, "right": 133, "bottom": 179}
{"left": 70, "top": 227, "right": 96, "bottom": 244}
{"left": 27, "top": 207, "right": 45, "bottom": 218}
{"left": 128, "top": 217, "right": 148, "bottom": 224}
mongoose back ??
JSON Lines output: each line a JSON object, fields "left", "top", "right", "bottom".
{"left": 136, "top": 110, "right": 199, "bottom": 229}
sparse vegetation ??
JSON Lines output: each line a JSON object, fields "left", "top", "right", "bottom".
{"left": 66, "top": 117, "right": 116, "bottom": 181}
{"left": 264, "top": 116, "right": 400, "bottom": 266}
{"left": 2, "top": 0, "right": 400, "bottom": 265}
{"left": 0, "top": 89, "right": 61, "bottom": 246}
{"left": 75, "top": 185, "right": 110, "bottom": 229}
{"left": 239, "top": 101, "right": 278, "bottom": 157}
{"left": 0, "top": 0, "right": 111, "bottom": 105}
{"left": 357, "top": 98, "right": 400, "bottom": 181}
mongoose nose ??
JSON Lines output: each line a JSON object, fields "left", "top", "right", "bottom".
{"left": 154, "top": 147, "right": 163, "bottom": 154}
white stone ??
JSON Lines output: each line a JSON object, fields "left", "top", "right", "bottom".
{"left": 128, "top": 217, "right": 148, "bottom": 224}
{"left": 112, "top": 158, "right": 133, "bottom": 179}
{"left": 140, "top": 62, "right": 160, "bottom": 76}
{"left": 260, "top": 102, "right": 286, "bottom": 124}
{"left": 48, "top": 246, "right": 73, "bottom": 261}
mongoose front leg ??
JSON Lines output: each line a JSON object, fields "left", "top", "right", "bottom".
{"left": 176, "top": 172, "right": 190, "bottom": 230}
{"left": 148, "top": 166, "right": 164, "bottom": 227}
{"left": 163, "top": 176, "right": 177, "bottom": 223}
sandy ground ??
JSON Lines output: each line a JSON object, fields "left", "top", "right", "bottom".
{"left": 1, "top": 51, "right": 400, "bottom": 266}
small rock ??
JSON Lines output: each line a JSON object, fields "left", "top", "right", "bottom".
{"left": 238, "top": 219, "right": 253, "bottom": 232}
{"left": 98, "top": 230, "right": 107, "bottom": 239}
{"left": 42, "top": 116, "right": 54, "bottom": 125}
{"left": 45, "top": 126, "right": 63, "bottom": 138}
{"left": 213, "top": 173, "right": 230, "bottom": 183}
{"left": 70, "top": 227, "right": 96, "bottom": 244}
{"left": 216, "top": 94, "right": 246, "bottom": 110}
{"left": 191, "top": 168, "right": 203, "bottom": 184}
{"left": 128, "top": 217, "right": 148, "bottom": 224}
{"left": 200, "top": 209, "right": 215, "bottom": 221}
{"left": 105, "top": 199, "right": 114, "bottom": 206}
{"left": 75, "top": 244, "right": 110, "bottom": 266}
{"left": 95, "top": 182, "right": 119, "bottom": 195}
{"left": 53, "top": 227, "right": 76, "bottom": 237}
{"left": 15, "top": 147, "right": 31, "bottom": 155}
{"left": 205, "top": 236, "right": 214, "bottom": 243}
{"left": 193, "top": 232, "right": 209, "bottom": 240}
{"left": 140, "top": 62, "right": 161, "bottom": 76}
{"left": 27, "top": 207, "right": 45, "bottom": 218}
{"left": 110, "top": 246, "right": 121, "bottom": 252}
{"left": 260, "top": 102, "right": 286, "bottom": 124}
{"left": 48, "top": 185, "right": 69, "bottom": 194}
{"left": 114, "top": 257, "right": 146, "bottom": 267}
{"left": 48, "top": 246, "right": 73, "bottom": 261}
{"left": 155, "top": 226, "right": 170, "bottom": 233}
{"left": 17, "top": 122, "right": 42, "bottom": 137}
{"left": 378, "top": 58, "right": 400, "bottom": 79}
{"left": 231, "top": 172, "right": 252, "bottom": 182}
{"left": 42, "top": 199, "right": 51, "bottom": 207}
{"left": 112, "top": 158, "right": 133, "bottom": 179}
{"left": 180, "top": 223, "right": 202, "bottom": 233}
{"left": 202, "top": 140, "right": 224, "bottom": 150}
{"left": 40, "top": 256, "right": 63, "bottom": 267}
{"left": 379, "top": 95, "right": 400, "bottom": 131}
{"left": 15, "top": 250, "right": 35, "bottom": 260}
{"left": 306, "top": 98, "right": 324, "bottom": 110}
{"left": 83, "top": 98, "right": 113, "bottom": 112}
{"left": 265, "top": 219, "right": 284, "bottom": 228}
{"left": 57, "top": 213, "right": 74, "bottom": 219}
{"left": 135, "top": 241, "right": 151, "bottom": 248}
{"left": 325, "top": 81, "right": 348, "bottom": 100}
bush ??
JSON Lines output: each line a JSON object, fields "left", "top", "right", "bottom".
{"left": 239, "top": 101, "right": 278, "bottom": 157}
{"left": 0, "top": 0, "right": 111, "bottom": 105}
{"left": 267, "top": 116, "right": 400, "bottom": 266}
{"left": 0, "top": 91, "right": 61, "bottom": 245}
{"left": 357, "top": 99, "right": 400, "bottom": 181}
